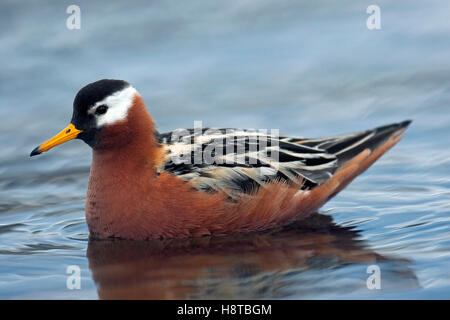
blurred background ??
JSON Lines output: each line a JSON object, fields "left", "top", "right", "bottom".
{"left": 0, "top": 0, "right": 449, "bottom": 299}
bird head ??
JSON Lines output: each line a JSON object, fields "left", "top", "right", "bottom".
{"left": 30, "top": 79, "right": 141, "bottom": 156}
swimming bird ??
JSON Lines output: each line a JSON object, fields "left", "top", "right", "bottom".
{"left": 30, "top": 79, "right": 411, "bottom": 240}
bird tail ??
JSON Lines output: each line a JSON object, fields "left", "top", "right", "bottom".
{"left": 293, "top": 120, "right": 412, "bottom": 212}
{"left": 298, "top": 120, "right": 412, "bottom": 165}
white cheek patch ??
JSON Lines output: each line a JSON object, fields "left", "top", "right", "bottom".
{"left": 90, "top": 86, "right": 138, "bottom": 127}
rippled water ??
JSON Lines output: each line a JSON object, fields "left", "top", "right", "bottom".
{"left": 1, "top": 0, "right": 449, "bottom": 299}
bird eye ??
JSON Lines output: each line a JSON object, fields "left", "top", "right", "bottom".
{"left": 95, "top": 105, "right": 108, "bottom": 115}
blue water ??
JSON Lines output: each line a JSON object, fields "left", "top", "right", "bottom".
{"left": 0, "top": 0, "right": 449, "bottom": 299}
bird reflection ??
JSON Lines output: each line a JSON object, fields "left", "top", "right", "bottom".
{"left": 87, "top": 213, "right": 418, "bottom": 299}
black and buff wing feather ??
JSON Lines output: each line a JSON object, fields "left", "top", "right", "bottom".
{"left": 156, "top": 121, "right": 411, "bottom": 198}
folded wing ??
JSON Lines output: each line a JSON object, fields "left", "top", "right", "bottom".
{"left": 156, "top": 121, "right": 411, "bottom": 198}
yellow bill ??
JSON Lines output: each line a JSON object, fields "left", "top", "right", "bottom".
{"left": 30, "top": 123, "right": 83, "bottom": 157}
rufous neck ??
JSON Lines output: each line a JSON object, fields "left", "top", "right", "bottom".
{"left": 92, "top": 95, "right": 162, "bottom": 172}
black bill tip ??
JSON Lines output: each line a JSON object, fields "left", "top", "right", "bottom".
{"left": 30, "top": 146, "right": 42, "bottom": 157}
